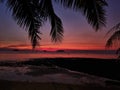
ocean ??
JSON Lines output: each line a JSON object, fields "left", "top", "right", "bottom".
{"left": 0, "top": 50, "right": 117, "bottom": 61}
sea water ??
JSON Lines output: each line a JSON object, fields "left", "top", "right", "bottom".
{"left": 0, "top": 50, "right": 117, "bottom": 61}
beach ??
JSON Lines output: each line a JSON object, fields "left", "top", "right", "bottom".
{"left": 0, "top": 58, "right": 120, "bottom": 90}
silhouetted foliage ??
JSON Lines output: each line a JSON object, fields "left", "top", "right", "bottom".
{"left": 106, "top": 23, "right": 120, "bottom": 48}
{"left": 106, "top": 23, "right": 120, "bottom": 59}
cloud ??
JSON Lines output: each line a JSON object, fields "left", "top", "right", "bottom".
{"left": 6, "top": 44, "right": 29, "bottom": 48}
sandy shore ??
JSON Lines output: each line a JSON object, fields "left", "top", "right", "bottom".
{"left": 0, "top": 58, "right": 120, "bottom": 90}
{"left": 0, "top": 80, "right": 120, "bottom": 90}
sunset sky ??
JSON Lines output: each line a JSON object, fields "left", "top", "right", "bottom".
{"left": 0, "top": 0, "right": 120, "bottom": 50}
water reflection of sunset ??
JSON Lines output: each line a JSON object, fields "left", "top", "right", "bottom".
{"left": 0, "top": 52, "right": 117, "bottom": 61}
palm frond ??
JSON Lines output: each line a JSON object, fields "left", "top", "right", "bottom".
{"left": 55, "top": 0, "right": 107, "bottom": 30}
{"left": 39, "top": 0, "right": 64, "bottom": 43}
{"left": 6, "top": 0, "right": 46, "bottom": 49}
{"left": 106, "top": 23, "right": 120, "bottom": 36}
{"left": 106, "top": 30, "right": 120, "bottom": 48}
{"left": 28, "top": 20, "right": 42, "bottom": 49}
{"left": 50, "top": 14, "right": 63, "bottom": 42}
{"left": 80, "top": 0, "right": 107, "bottom": 30}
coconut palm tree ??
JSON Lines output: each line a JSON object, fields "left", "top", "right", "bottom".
{"left": 0, "top": 0, "right": 108, "bottom": 49}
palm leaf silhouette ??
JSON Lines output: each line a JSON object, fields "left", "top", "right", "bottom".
{"left": 55, "top": 0, "right": 107, "bottom": 30}
{"left": 45, "top": 0, "right": 63, "bottom": 42}
{"left": 36, "top": 0, "right": 63, "bottom": 43}
{"left": 106, "top": 23, "right": 120, "bottom": 36}
{"left": 106, "top": 31, "right": 120, "bottom": 47}
{"left": 106, "top": 23, "right": 120, "bottom": 48}
{"left": 105, "top": 23, "right": 120, "bottom": 59}
{"left": 7, "top": 0, "right": 44, "bottom": 49}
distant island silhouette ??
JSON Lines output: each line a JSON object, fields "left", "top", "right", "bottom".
{"left": 56, "top": 50, "right": 65, "bottom": 52}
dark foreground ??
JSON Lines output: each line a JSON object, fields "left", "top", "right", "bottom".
{"left": 47, "top": 58, "right": 120, "bottom": 81}
{"left": 0, "top": 58, "right": 120, "bottom": 90}
{"left": 0, "top": 80, "right": 120, "bottom": 90}
{"left": 0, "top": 58, "right": 120, "bottom": 81}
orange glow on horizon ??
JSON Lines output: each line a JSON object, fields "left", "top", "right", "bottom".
{"left": 0, "top": 43, "right": 117, "bottom": 51}
{"left": 0, "top": 41, "right": 117, "bottom": 51}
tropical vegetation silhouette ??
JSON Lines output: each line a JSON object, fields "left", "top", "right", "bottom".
{"left": 106, "top": 23, "right": 120, "bottom": 58}
{"left": 0, "top": 0, "right": 107, "bottom": 49}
